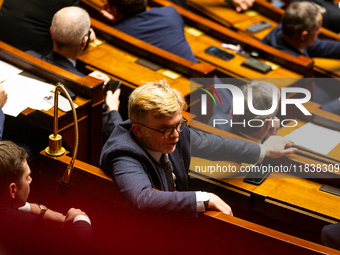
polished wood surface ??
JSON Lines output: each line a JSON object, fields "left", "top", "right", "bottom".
{"left": 89, "top": 17, "right": 216, "bottom": 78}
{"left": 0, "top": 41, "right": 103, "bottom": 165}
{"left": 186, "top": 0, "right": 340, "bottom": 78}
{"left": 189, "top": 101, "right": 340, "bottom": 237}
{"left": 187, "top": 0, "right": 277, "bottom": 40}
{"left": 81, "top": 0, "right": 217, "bottom": 80}
{"left": 187, "top": 0, "right": 340, "bottom": 41}
{"left": 81, "top": 0, "right": 312, "bottom": 78}
{"left": 149, "top": 0, "right": 314, "bottom": 77}
{"left": 77, "top": 38, "right": 200, "bottom": 100}
{"left": 39, "top": 150, "right": 339, "bottom": 254}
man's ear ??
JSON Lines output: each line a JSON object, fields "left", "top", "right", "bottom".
{"left": 81, "top": 36, "right": 88, "bottom": 48}
{"left": 300, "top": 30, "right": 309, "bottom": 41}
{"left": 8, "top": 183, "right": 17, "bottom": 200}
{"left": 132, "top": 124, "right": 143, "bottom": 139}
{"left": 264, "top": 117, "right": 272, "bottom": 130}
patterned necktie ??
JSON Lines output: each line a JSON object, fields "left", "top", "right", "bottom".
{"left": 160, "top": 154, "right": 175, "bottom": 191}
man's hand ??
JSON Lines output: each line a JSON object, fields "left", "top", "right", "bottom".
{"left": 264, "top": 117, "right": 280, "bottom": 140}
{"left": 105, "top": 88, "right": 121, "bottom": 111}
{"left": 263, "top": 136, "right": 297, "bottom": 158}
{"left": 62, "top": 208, "right": 89, "bottom": 228}
{"left": 89, "top": 70, "right": 111, "bottom": 86}
{"left": 101, "top": 3, "right": 115, "bottom": 21}
{"left": 89, "top": 28, "right": 97, "bottom": 41}
{"left": 232, "top": 0, "right": 254, "bottom": 12}
{"left": 0, "top": 83, "right": 8, "bottom": 109}
{"left": 207, "top": 193, "right": 233, "bottom": 216}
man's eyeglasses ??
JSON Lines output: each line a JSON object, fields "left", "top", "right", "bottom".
{"left": 83, "top": 29, "right": 92, "bottom": 50}
{"left": 136, "top": 117, "right": 188, "bottom": 138}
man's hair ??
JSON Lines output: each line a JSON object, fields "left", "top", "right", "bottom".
{"left": 128, "top": 80, "right": 187, "bottom": 124}
{"left": 107, "top": 0, "right": 147, "bottom": 18}
{"left": 0, "top": 141, "right": 28, "bottom": 194}
{"left": 282, "top": 1, "right": 319, "bottom": 38}
{"left": 51, "top": 6, "right": 91, "bottom": 50}
{"left": 232, "top": 81, "right": 280, "bottom": 134}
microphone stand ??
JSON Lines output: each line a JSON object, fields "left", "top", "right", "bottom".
{"left": 45, "top": 84, "right": 79, "bottom": 196}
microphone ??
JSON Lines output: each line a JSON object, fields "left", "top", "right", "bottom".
{"left": 45, "top": 83, "right": 79, "bottom": 194}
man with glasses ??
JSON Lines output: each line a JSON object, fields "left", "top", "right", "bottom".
{"left": 100, "top": 80, "right": 296, "bottom": 217}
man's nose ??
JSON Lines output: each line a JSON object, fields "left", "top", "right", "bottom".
{"left": 170, "top": 127, "right": 180, "bottom": 138}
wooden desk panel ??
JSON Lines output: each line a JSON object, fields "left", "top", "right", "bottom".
{"left": 81, "top": 0, "right": 312, "bottom": 78}
{"left": 0, "top": 41, "right": 103, "bottom": 165}
{"left": 149, "top": 0, "right": 314, "bottom": 77}
{"left": 78, "top": 38, "right": 201, "bottom": 100}
{"left": 39, "top": 151, "right": 338, "bottom": 254}
{"left": 184, "top": 27, "right": 302, "bottom": 79}
{"left": 187, "top": 0, "right": 277, "bottom": 40}
{"left": 189, "top": 110, "right": 340, "bottom": 234}
{"left": 187, "top": 0, "right": 340, "bottom": 41}
{"left": 187, "top": 0, "right": 340, "bottom": 78}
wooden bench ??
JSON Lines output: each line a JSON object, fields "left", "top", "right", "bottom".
{"left": 186, "top": 0, "right": 340, "bottom": 78}
{"left": 39, "top": 150, "right": 339, "bottom": 254}
{"left": 188, "top": 101, "right": 340, "bottom": 240}
{"left": 80, "top": 0, "right": 311, "bottom": 79}
{"left": 0, "top": 41, "right": 103, "bottom": 165}
{"left": 149, "top": 0, "right": 314, "bottom": 77}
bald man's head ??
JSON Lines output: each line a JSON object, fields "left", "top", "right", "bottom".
{"left": 50, "top": 6, "right": 90, "bottom": 50}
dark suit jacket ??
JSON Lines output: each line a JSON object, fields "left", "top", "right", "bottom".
{"left": 261, "top": 25, "right": 340, "bottom": 115}
{"left": 0, "top": 206, "right": 94, "bottom": 255}
{"left": 261, "top": 24, "right": 340, "bottom": 59}
{"left": 113, "top": 6, "right": 198, "bottom": 63}
{"left": 26, "top": 51, "right": 86, "bottom": 76}
{"left": 26, "top": 50, "right": 123, "bottom": 136}
{"left": 321, "top": 222, "right": 340, "bottom": 251}
{"left": 0, "top": 0, "right": 79, "bottom": 56}
{"left": 291, "top": 0, "right": 340, "bottom": 33}
{"left": 0, "top": 108, "right": 4, "bottom": 141}
{"left": 100, "top": 120, "right": 260, "bottom": 217}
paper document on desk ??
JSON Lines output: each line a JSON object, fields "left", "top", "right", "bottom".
{"left": 0, "top": 60, "right": 23, "bottom": 82}
{"left": 43, "top": 92, "right": 78, "bottom": 112}
{"left": 284, "top": 122, "right": 340, "bottom": 155}
{"left": 2, "top": 75, "right": 55, "bottom": 117}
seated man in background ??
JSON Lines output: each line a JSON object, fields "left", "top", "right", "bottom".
{"left": 0, "top": 141, "right": 93, "bottom": 254}
{"left": 101, "top": 0, "right": 253, "bottom": 58}
{"left": 100, "top": 80, "right": 296, "bottom": 218}
{"left": 27, "top": 6, "right": 123, "bottom": 138}
{"left": 291, "top": 0, "right": 340, "bottom": 34}
{"left": 261, "top": 1, "right": 340, "bottom": 58}
{"left": 101, "top": 0, "right": 233, "bottom": 115}
{"left": 0, "top": 83, "right": 8, "bottom": 141}
{"left": 101, "top": 0, "right": 198, "bottom": 63}
{"left": 262, "top": 1, "right": 340, "bottom": 115}
{"left": 210, "top": 81, "right": 280, "bottom": 143}
{"left": 0, "top": 0, "right": 80, "bottom": 56}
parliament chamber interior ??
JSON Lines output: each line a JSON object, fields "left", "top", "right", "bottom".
{"left": 1, "top": 0, "right": 340, "bottom": 254}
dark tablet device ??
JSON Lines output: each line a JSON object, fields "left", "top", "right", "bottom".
{"left": 135, "top": 58, "right": 162, "bottom": 71}
{"left": 103, "top": 80, "right": 121, "bottom": 96}
{"left": 244, "top": 170, "right": 271, "bottom": 185}
{"left": 56, "top": 82, "right": 76, "bottom": 100}
{"left": 246, "top": 21, "right": 272, "bottom": 33}
{"left": 241, "top": 57, "right": 272, "bottom": 73}
{"left": 205, "top": 46, "right": 235, "bottom": 60}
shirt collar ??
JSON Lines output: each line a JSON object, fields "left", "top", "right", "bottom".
{"left": 144, "top": 147, "right": 162, "bottom": 162}
{"left": 67, "top": 58, "right": 76, "bottom": 67}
